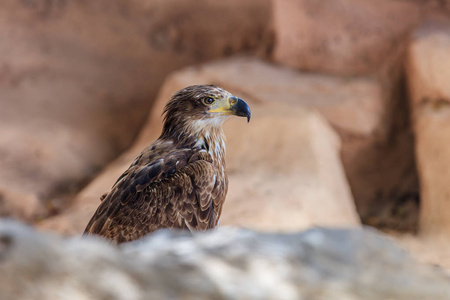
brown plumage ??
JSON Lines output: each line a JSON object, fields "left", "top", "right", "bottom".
{"left": 83, "top": 85, "right": 251, "bottom": 244}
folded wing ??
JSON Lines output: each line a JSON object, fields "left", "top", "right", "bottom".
{"left": 83, "top": 146, "right": 226, "bottom": 244}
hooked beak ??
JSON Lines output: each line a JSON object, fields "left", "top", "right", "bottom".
{"left": 230, "top": 96, "right": 251, "bottom": 123}
{"left": 208, "top": 95, "right": 251, "bottom": 122}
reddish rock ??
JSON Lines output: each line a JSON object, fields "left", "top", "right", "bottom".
{"left": 0, "top": 188, "right": 45, "bottom": 221}
{"left": 407, "top": 21, "right": 450, "bottom": 237}
{"left": 273, "top": 0, "right": 421, "bottom": 75}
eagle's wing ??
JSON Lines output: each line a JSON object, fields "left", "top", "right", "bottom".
{"left": 83, "top": 145, "right": 226, "bottom": 244}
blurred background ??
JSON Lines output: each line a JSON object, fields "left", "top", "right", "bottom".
{"left": 2, "top": 0, "right": 450, "bottom": 268}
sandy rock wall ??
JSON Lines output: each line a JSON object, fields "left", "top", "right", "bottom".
{"left": 32, "top": 0, "right": 450, "bottom": 241}
{"left": 407, "top": 20, "right": 450, "bottom": 237}
{"left": 273, "top": 0, "right": 421, "bottom": 75}
{"left": 271, "top": 0, "right": 426, "bottom": 230}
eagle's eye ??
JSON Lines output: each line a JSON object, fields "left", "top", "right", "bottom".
{"left": 202, "top": 97, "right": 215, "bottom": 105}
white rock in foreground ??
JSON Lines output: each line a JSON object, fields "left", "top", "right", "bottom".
{"left": 1, "top": 220, "right": 450, "bottom": 300}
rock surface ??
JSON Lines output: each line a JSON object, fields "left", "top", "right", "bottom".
{"left": 273, "top": 0, "right": 423, "bottom": 229}
{"left": 39, "top": 57, "right": 360, "bottom": 234}
{"left": 407, "top": 20, "right": 450, "bottom": 237}
{"left": 273, "top": 0, "right": 421, "bottom": 75}
{"left": 2, "top": 220, "right": 450, "bottom": 300}
{"left": 0, "top": 0, "right": 271, "bottom": 219}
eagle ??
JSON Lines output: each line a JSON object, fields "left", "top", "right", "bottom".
{"left": 83, "top": 85, "right": 251, "bottom": 244}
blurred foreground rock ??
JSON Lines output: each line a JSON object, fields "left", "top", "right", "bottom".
{"left": 0, "top": 0, "right": 271, "bottom": 220}
{"left": 407, "top": 21, "right": 450, "bottom": 237}
{"left": 2, "top": 220, "right": 450, "bottom": 300}
{"left": 40, "top": 57, "right": 360, "bottom": 234}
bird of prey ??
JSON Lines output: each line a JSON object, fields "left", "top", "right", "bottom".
{"left": 83, "top": 85, "right": 251, "bottom": 244}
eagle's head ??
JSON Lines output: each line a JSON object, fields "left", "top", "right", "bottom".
{"left": 160, "top": 85, "right": 251, "bottom": 140}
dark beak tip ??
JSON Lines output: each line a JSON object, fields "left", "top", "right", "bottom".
{"left": 232, "top": 97, "right": 251, "bottom": 123}
{"left": 245, "top": 105, "right": 251, "bottom": 123}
